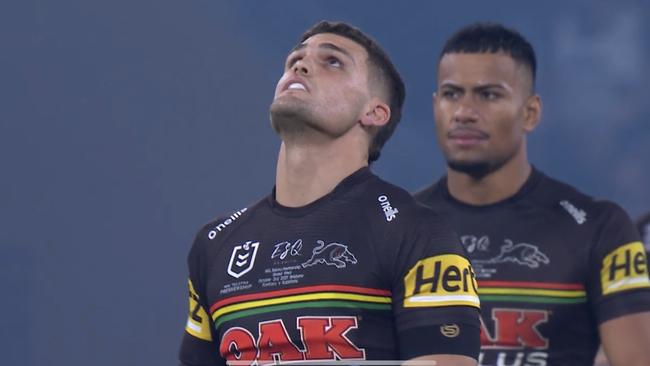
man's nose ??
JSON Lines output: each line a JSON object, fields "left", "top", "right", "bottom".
{"left": 292, "top": 59, "right": 309, "bottom": 75}
{"left": 453, "top": 97, "right": 479, "bottom": 123}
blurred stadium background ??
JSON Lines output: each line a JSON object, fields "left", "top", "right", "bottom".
{"left": 1, "top": 0, "right": 648, "bottom": 365}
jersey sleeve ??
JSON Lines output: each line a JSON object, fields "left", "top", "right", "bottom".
{"left": 179, "top": 231, "right": 225, "bottom": 366}
{"left": 587, "top": 203, "right": 650, "bottom": 324}
{"left": 389, "top": 212, "right": 481, "bottom": 360}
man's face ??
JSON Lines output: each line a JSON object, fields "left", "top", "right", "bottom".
{"left": 434, "top": 52, "right": 538, "bottom": 177}
{"left": 270, "top": 33, "right": 372, "bottom": 139}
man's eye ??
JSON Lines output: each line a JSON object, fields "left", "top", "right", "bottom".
{"left": 326, "top": 57, "right": 342, "bottom": 68}
{"left": 481, "top": 91, "right": 499, "bottom": 100}
{"left": 441, "top": 90, "right": 459, "bottom": 99}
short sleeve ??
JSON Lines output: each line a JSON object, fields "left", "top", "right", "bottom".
{"left": 179, "top": 232, "right": 224, "bottom": 366}
{"left": 390, "top": 213, "right": 481, "bottom": 359}
{"left": 588, "top": 203, "right": 650, "bottom": 324}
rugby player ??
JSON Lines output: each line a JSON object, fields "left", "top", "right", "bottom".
{"left": 179, "top": 21, "right": 481, "bottom": 366}
{"left": 415, "top": 22, "right": 650, "bottom": 366}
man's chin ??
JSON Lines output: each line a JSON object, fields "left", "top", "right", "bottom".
{"left": 269, "top": 102, "right": 315, "bottom": 136}
{"left": 447, "top": 160, "right": 494, "bottom": 179}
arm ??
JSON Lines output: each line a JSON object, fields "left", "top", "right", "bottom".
{"left": 180, "top": 231, "right": 225, "bottom": 366}
{"left": 179, "top": 278, "right": 224, "bottom": 366}
{"left": 599, "top": 311, "right": 650, "bottom": 366}
{"left": 407, "top": 354, "right": 477, "bottom": 366}
{"left": 587, "top": 204, "right": 650, "bottom": 366}
{"left": 388, "top": 211, "right": 481, "bottom": 363}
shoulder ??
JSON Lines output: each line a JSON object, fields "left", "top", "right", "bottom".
{"left": 361, "top": 175, "right": 449, "bottom": 225}
{"left": 533, "top": 173, "right": 632, "bottom": 227}
{"left": 189, "top": 197, "right": 266, "bottom": 256}
{"left": 360, "top": 175, "right": 460, "bottom": 252}
{"left": 203, "top": 205, "right": 255, "bottom": 241}
{"left": 413, "top": 179, "right": 444, "bottom": 205}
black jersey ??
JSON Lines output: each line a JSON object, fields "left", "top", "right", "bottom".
{"left": 415, "top": 167, "right": 650, "bottom": 366}
{"left": 180, "top": 168, "right": 481, "bottom": 366}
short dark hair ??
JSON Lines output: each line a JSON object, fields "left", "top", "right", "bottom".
{"left": 638, "top": 211, "right": 650, "bottom": 239}
{"left": 440, "top": 22, "right": 537, "bottom": 89}
{"left": 300, "top": 20, "right": 405, "bottom": 163}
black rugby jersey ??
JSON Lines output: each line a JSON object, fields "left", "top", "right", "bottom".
{"left": 180, "top": 168, "right": 480, "bottom": 366}
{"left": 415, "top": 167, "right": 650, "bottom": 366}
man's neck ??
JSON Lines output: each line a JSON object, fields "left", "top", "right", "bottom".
{"left": 275, "top": 139, "right": 367, "bottom": 208}
{"left": 446, "top": 153, "right": 532, "bottom": 206}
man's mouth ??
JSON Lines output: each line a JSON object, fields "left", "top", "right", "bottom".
{"left": 287, "top": 82, "right": 306, "bottom": 91}
{"left": 448, "top": 128, "right": 489, "bottom": 146}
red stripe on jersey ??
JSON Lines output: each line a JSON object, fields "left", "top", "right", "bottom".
{"left": 210, "top": 284, "right": 392, "bottom": 313}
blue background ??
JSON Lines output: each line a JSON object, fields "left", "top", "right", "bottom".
{"left": 1, "top": 1, "right": 648, "bottom": 365}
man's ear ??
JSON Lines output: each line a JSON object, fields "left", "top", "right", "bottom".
{"left": 360, "top": 97, "right": 390, "bottom": 128}
{"left": 523, "top": 94, "right": 542, "bottom": 133}
{"left": 432, "top": 91, "right": 438, "bottom": 118}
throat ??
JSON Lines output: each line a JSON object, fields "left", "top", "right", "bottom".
{"left": 275, "top": 142, "right": 367, "bottom": 207}
{"left": 447, "top": 163, "right": 532, "bottom": 206}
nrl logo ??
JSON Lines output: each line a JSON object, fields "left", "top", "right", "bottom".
{"left": 227, "top": 241, "right": 260, "bottom": 279}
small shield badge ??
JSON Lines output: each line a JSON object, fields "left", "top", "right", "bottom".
{"left": 227, "top": 241, "right": 260, "bottom": 278}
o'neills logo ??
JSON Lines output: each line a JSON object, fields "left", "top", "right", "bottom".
{"left": 403, "top": 254, "right": 480, "bottom": 308}
{"left": 377, "top": 195, "right": 398, "bottom": 222}
{"left": 559, "top": 200, "right": 586, "bottom": 225}
{"left": 208, "top": 207, "right": 248, "bottom": 240}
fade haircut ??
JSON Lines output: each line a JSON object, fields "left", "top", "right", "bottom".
{"left": 638, "top": 211, "right": 650, "bottom": 246}
{"left": 300, "top": 20, "right": 405, "bottom": 163}
{"left": 440, "top": 22, "right": 537, "bottom": 91}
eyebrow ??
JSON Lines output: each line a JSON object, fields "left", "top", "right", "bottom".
{"left": 439, "top": 82, "right": 509, "bottom": 91}
{"left": 473, "top": 83, "right": 507, "bottom": 89}
{"left": 474, "top": 83, "right": 515, "bottom": 95}
{"left": 438, "top": 82, "right": 462, "bottom": 89}
{"left": 289, "top": 42, "right": 355, "bottom": 64}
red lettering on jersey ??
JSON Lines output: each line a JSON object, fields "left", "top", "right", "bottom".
{"left": 256, "top": 320, "right": 303, "bottom": 364}
{"left": 481, "top": 309, "right": 549, "bottom": 349}
{"left": 220, "top": 317, "right": 365, "bottom": 363}
{"left": 298, "top": 316, "right": 365, "bottom": 360}
{"left": 220, "top": 327, "right": 257, "bottom": 365}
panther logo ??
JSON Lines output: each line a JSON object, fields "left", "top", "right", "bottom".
{"left": 480, "top": 239, "right": 550, "bottom": 268}
{"left": 301, "top": 240, "right": 357, "bottom": 269}
{"left": 463, "top": 235, "right": 551, "bottom": 269}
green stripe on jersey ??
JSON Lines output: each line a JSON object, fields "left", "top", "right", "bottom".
{"left": 480, "top": 295, "right": 587, "bottom": 304}
{"left": 215, "top": 300, "right": 391, "bottom": 328}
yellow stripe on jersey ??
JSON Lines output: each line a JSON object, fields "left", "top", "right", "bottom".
{"left": 186, "top": 279, "right": 212, "bottom": 341}
{"left": 211, "top": 292, "right": 390, "bottom": 321}
{"left": 478, "top": 288, "right": 586, "bottom": 298}
{"left": 404, "top": 254, "right": 480, "bottom": 308}
{"left": 601, "top": 242, "right": 650, "bottom": 296}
